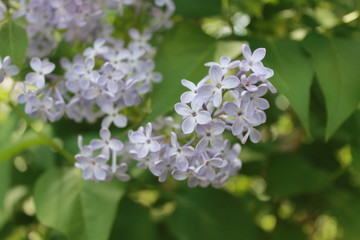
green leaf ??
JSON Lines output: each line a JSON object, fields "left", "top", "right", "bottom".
{"left": 270, "top": 220, "right": 306, "bottom": 240}
{"left": 34, "top": 168, "right": 125, "bottom": 240}
{"left": 0, "top": 21, "right": 28, "bottom": 66}
{"left": 324, "top": 188, "right": 360, "bottom": 239}
{"left": 173, "top": 0, "right": 221, "bottom": 18}
{"left": 249, "top": 39, "right": 313, "bottom": 135}
{"left": 0, "top": 160, "right": 11, "bottom": 229}
{"left": 166, "top": 188, "right": 263, "bottom": 240}
{"left": 149, "top": 22, "right": 216, "bottom": 121}
{"left": 110, "top": 198, "right": 158, "bottom": 240}
{"left": 303, "top": 33, "right": 360, "bottom": 140}
{"left": 265, "top": 154, "right": 333, "bottom": 197}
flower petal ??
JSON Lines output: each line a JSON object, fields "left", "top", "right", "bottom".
{"left": 182, "top": 116, "right": 196, "bottom": 134}
{"left": 174, "top": 103, "right": 191, "bottom": 116}
{"left": 252, "top": 48, "right": 266, "bottom": 62}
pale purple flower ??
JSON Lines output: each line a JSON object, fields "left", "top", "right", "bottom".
{"left": 223, "top": 101, "right": 250, "bottom": 136}
{"left": 113, "top": 162, "right": 131, "bottom": 181}
{"left": 83, "top": 39, "right": 109, "bottom": 58}
{"left": 180, "top": 76, "right": 211, "bottom": 106}
{"left": 25, "top": 58, "right": 55, "bottom": 88}
{"left": 98, "top": 62, "right": 125, "bottom": 94}
{"left": 240, "top": 44, "right": 266, "bottom": 74}
{"left": 242, "top": 84, "right": 269, "bottom": 116}
{"left": 199, "top": 65, "right": 240, "bottom": 107}
{"left": 90, "top": 128, "right": 124, "bottom": 159}
{"left": 240, "top": 74, "right": 259, "bottom": 92}
{"left": 205, "top": 56, "right": 240, "bottom": 74}
{"left": 75, "top": 154, "right": 109, "bottom": 181}
{"left": 174, "top": 102, "right": 212, "bottom": 134}
{"left": 101, "top": 103, "right": 128, "bottom": 128}
{"left": 195, "top": 122, "right": 225, "bottom": 151}
{"left": 0, "top": 56, "right": 19, "bottom": 83}
{"left": 73, "top": 58, "right": 99, "bottom": 90}
{"left": 128, "top": 123, "right": 161, "bottom": 158}
{"left": 168, "top": 132, "right": 195, "bottom": 171}
{"left": 196, "top": 155, "right": 227, "bottom": 181}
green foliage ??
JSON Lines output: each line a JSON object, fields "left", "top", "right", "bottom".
{"left": 166, "top": 188, "right": 263, "bottom": 240}
{"left": 2, "top": 0, "right": 360, "bottom": 239}
{"left": 265, "top": 154, "right": 333, "bottom": 197}
{"left": 0, "top": 21, "right": 28, "bottom": 67}
{"left": 173, "top": 0, "right": 222, "bottom": 18}
{"left": 303, "top": 33, "right": 360, "bottom": 140}
{"left": 110, "top": 198, "right": 158, "bottom": 240}
{"left": 33, "top": 168, "right": 125, "bottom": 240}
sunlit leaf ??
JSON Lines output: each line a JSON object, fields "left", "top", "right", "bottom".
{"left": 0, "top": 21, "right": 28, "bottom": 67}
{"left": 34, "top": 168, "right": 125, "bottom": 240}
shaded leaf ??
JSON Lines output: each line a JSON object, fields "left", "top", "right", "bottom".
{"left": 166, "top": 188, "right": 263, "bottom": 240}
{"left": 323, "top": 188, "right": 360, "bottom": 239}
{"left": 173, "top": 0, "right": 221, "bottom": 18}
{"left": 34, "top": 168, "right": 125, "bottom": 240}
{"left": 110, "top": 198, "right": 158, "bottom": 240}
{"left": 265, "top": 154, "right": 333, "bottom": 197}
{"left": 303, "top": 33, "right": 360, "bottom": 140}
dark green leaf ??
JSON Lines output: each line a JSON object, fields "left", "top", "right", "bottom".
{"left": 324, "top": 188, "right": 360, "bottom": 239}
{"left": 173, "top": 0, "right": 221, "bottom": 18}
{"left": 0, "top": 21, "right": 28, "bottom": 67}
{"left": 110, "top": 198, "right": 158, "bottom": 240}
{"left": 166, "top": 188, "right": 263, "bottom": 240}
{"left": 303, "top": 33, "right": 360, "bottom": 140}
{"left": 270, "top": 220, "right": 306, "bottom": 240}
{"left": 34, "top": 168, "right": 125, "bottom": 240}
{"left": 265, "top": 154, "right": 333, "bottom": 197}
{"left": 249, "top": 39, "right": 314, "bottom": 134}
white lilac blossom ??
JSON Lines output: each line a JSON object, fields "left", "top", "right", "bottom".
{"left": 0, "top": 56, "right": 19, "bottom": 83}
{"left": 123, "top": 44, "right": 275, "bottom": 188}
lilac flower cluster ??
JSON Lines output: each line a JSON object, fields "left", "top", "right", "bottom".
{"left": 17, "top": 29, "right": 163, "bottom": 122}
{"left": 122, "top": 44, "right": 276, "bottom": 188}
{"left": 12, "top": 1, "right": 175, "bottom": 182}
{"left": 8, "top": 0, "right": 174, "bottom": 57}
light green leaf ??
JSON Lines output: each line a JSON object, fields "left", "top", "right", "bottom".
{"left": 303, "top": 33, "right": 360, "bottom": 140}
{"left": 250, "top": 39, "right": 314, "bottom": 135}
{"left": 0, "top": 21, "right": 28, "bottom": 67}
{"left": 34, "top": 168, "right": 125, "bottom": 240}
{"left": 166, "top": 188, "right": 263, "bottom": 240}
{"left": 265, "top": 154, "right": 333, "bottom": 197}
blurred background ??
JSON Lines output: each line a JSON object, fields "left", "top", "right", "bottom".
{"left": 1, "top": 0, "right": 360, "bottom": 239}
